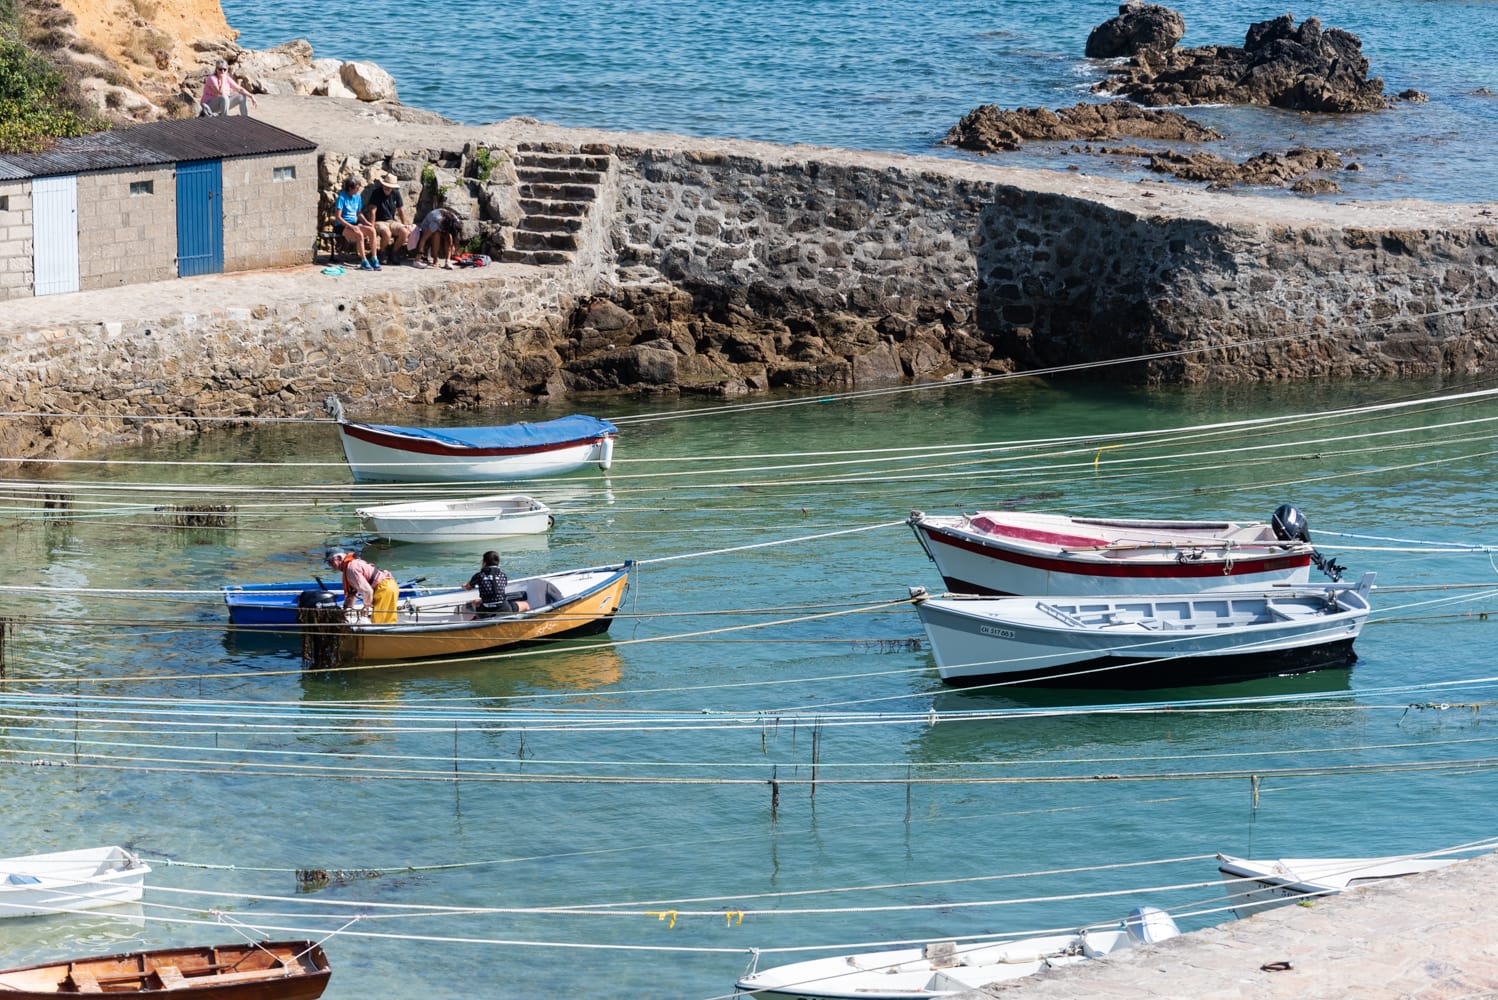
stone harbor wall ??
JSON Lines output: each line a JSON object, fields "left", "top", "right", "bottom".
{"left": 3, "top": 108, "right": 1497, "bottom": 458}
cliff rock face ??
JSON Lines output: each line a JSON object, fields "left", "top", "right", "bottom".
{"left": 49, "top": 0, "right": 236, "bottom": 120}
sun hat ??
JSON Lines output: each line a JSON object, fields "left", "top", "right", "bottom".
{"left": 378, "top": 171, "right": 399, "bottom": 188}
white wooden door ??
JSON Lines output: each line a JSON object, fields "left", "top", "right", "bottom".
{"left": 32, "top": 175, "right": 80, "bottom": 296}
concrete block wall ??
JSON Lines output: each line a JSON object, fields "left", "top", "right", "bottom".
{"left": 75, "top": 166, "right": 177, "bottom": 290}
{"left": 0, "top": 180, "right": 35, "bottom": 301}
{"left": 222, "top": 150, "right": 318, "bottom": 271}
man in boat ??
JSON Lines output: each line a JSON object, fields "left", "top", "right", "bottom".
{"left": 464, "top": 550, "right": 531, "bottom": 616}
{"left": 327, "top": 550, "right": 399, "bottom": 623}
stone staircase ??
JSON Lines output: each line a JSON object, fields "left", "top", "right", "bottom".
{"left": 502, "top": 144, "right": 612, "bottom": 265}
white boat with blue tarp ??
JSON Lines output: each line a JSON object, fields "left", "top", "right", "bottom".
{"left": 325, "top": 397, "right": 616, "bottom": 483}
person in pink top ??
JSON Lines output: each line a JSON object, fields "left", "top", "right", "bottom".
{"left": 326, "top": 551, "right": 398, "bottom": 623}
{"left": 200, "top": 59, "right": 257, "bottom": 117}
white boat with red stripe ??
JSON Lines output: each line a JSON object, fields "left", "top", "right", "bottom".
{"left": 908, "top": 505, "right": 1339, "bottom": 597}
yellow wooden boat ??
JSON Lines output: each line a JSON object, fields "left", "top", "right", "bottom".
{"left": 336, "top": 562, "right": 631, "bottom": 662}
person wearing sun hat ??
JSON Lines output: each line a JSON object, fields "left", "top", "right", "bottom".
{"left": 326, "top": 550, "right": 398, "bottom": 623}
{"left": 200, "top": 59, "right": 257, "bottom": 117}
{"left": 359, "top": 171, "right": 413, "bottom": 266}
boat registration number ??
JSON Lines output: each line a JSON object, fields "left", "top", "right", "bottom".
{"left": 979, "top": 625, "right": 1016, "bottom": 638}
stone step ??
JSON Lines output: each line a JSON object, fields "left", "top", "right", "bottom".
{"left": 512, "top": 230, "right": 581, "bottom": 251}
{"left": 514, "top": 152, "right": 612, "bottom": 172}
{"left": 519, "top": 198, "right": 590, "bottom": 217}
{"left": 520, "top": 182, "right": 599, "bottom": 202}
{"left": 517, "top": 167, "right": 606, "bottom": 185}
{"left": 524, "top": 214, "right": 585, "bottom": 233}
{"left": 501, "top": 248, "right": 573, "bottom": 266}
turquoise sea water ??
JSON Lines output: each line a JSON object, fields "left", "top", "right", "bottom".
{"left": 220, "top": 0, "right": 1498, "bottom": 202}
{"left": 3, "top": 376, "right": 1498, "bottom": 997}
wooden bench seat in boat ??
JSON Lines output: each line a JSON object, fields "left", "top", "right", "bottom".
{"left": 65, "top": 967, "right": 103, "bottom": 993}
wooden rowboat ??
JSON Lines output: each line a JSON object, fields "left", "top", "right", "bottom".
{"left": 1, "top": 846, "right": 149, "bottom": 919}
{"left": 336, "top": 561, "right": 632, "bottom": 662}
{"left": 0, "top": 940, "right": 331, "bottom": 998}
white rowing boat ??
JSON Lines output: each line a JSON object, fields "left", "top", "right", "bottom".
{"left": 356, "top": 494, "right": 554, "bottom": 542}
{"left": 0, "top": 846, "right": 150, "bottom": 919}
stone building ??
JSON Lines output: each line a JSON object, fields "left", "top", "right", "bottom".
{"left": 0, "top": 117, "right": 317, "bottom": 300}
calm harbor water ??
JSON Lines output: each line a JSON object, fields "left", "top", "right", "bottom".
{"left": 3, "top": 376, "right": 1498, "bottom": 997}
{"left": 220, "top": 0, "right": 1498, "bottom": 202}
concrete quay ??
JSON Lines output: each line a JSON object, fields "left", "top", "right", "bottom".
{"left": 959, "top": 851, "right": 1498, "bottom": 999}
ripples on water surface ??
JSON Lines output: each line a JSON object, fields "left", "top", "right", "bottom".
{"left": 221, "top": 0, "right": 1498, "bottom": 201}
{"left": 3, "top": 377, "right": 1498, "bottom": 997}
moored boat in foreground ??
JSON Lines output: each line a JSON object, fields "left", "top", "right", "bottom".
{"left": 908, "top": 505, "right": 1333, "bottom": 597}
{"left": 0, "top": 940, "right": 330, "bottom": 998}
{"left": 325, "top": 396, "right": 616, "bottom": 483}
{"left": 912, "top": 573, "right": 1374, "bottom": 688}
{"left": 1217, "top": 852, "right": 1463, "bottom": 917}
{"left": 1, "top": 846, "right": 150, "bottom": 919}
{"left": 356, "top": 493, "right": 553, "bottom": 542}
{"left": 735, "top": 906, "right": 1179, "bottom": 999}
{"left": 336, "top": 561, "right": 631, "bottom": 662}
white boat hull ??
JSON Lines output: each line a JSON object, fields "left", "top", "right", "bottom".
{"left": 339, "top": 427, "right": 612, "bottom": 483}
{"left": 914, "top": 576, "right": 1372, "bottom": 687}
{"left": 0, "top": 846, "right": 149, "bottom": 919}
{"left": 1217, "top": 853, "right": 1459, "bottom": 918}
{"left": 736, "top": 907, "right": 1178, "bottom": 1000}
{"left": 909, "top": 510, "right": 1315, "bottom": 597}
{"left": 357, "top": 494, "right": 554, "bottom": 542}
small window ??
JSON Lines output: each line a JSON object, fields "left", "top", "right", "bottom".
{"left": 129, "top": 180, "right": 153, "bottom": 196}
{"left": 0, "top": 195, "right": 8, "bottom": 211}
{"left": 273, "top": 166, "right": 296, "bottom": 181}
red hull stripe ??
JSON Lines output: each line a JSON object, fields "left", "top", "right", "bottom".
{"left": 922, "top": 525, "right": 1311, "bottom": 579}
{"left": 343, "top": 423, "right": 609, "bottom": 458}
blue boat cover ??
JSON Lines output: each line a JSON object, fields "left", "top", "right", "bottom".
{"left": 359, "top": 414, "right": 617, "bottom": 450}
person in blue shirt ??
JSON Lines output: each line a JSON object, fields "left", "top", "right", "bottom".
{"left": 334, "top": 177, "right": 380, "bottom": 270}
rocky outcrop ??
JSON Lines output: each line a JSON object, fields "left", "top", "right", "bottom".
{"left": 942, "top": 101, "right": 1219, "bottom": 153}
{"left": 1095, "top": 12, "right": 1387, "bottom": 112}
{"left": 1125, "top": 146, "right": 1346, "bottom": 191}
{"left": 1085, "top": 2, "right": 1185, "bottom": 58}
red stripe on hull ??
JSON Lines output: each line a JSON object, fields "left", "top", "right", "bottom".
{"left": 921, "top": 525, "right": 1311, "bottom": 579}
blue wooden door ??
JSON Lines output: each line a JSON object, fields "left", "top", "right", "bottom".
{"left": 176, "top": 160, "right": 223, "bottom": 276}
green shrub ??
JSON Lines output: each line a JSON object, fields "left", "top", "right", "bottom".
{"left": 0, "top": 5, "right": 105, "bottom": 152}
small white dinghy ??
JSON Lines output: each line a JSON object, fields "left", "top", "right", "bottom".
{"left": 1217, "top": 853, "right": 1462, "bottom": 917}
{"left": 356, "top": 494, "right": 554, "bottom": 543}
{"left": 0, "top": 846, "right": 150, "bottom": 918}
{"left": 735, "top": 906, "right": 1179, "bottom": 999}
{"left": 911, "top": 573, "right": 1374, "bottom": 688}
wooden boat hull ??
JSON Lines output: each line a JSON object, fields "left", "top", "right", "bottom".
{"left": 914, "top": 577, "right": 1372, "bottom": 688}
{"left": 356, "top": 494, "right": 554, "bottom": 542}
{"left": 1, "top": 846, "right": 149, "bottom": 919}
{"left": 0, "top": 940, "right": 330, "bottom": 998}
{"left": 337, "top": 419, "right": 616, "bottom": 483}
{"left": 338, "top": 563, "right": 631, "bottom": 662}
{"left": 1217, "top": 853, "right": 1459, "bottom": 918}
{"left": 908, "top": 510, "right": 1314, "bottom": 597}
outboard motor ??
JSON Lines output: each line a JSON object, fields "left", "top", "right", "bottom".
{"left": 297, "top": 587, "right": 338, "bottom": 611}
{"left": 1124, "top": 905, "right": 1181, "bottom": 945}
{"left": 1271, "top": 503, "right": 1310, "bottom": 543}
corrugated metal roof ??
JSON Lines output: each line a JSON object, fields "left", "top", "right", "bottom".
{"left": 0, "top": 117, "right": 316, "bottom": 180}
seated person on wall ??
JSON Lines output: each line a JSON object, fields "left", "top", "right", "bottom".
{"left": 335, "top": 177, "right": 381, "bottom": 271}
{"left": 200, "top": 59, "right": 257, "bottom": 116}
{"left": 415, "top": 207, "right": 462, "bottom": 269}
{"left": 362, "top": 172, "right": 414, "bottom": 265}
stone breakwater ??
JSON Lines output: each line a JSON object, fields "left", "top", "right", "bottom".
{"left": 2, "top": 96, "right": 1496, "bottom": 458}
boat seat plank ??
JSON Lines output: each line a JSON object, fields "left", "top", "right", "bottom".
{"left": 157, "top": 965, "right": 187, "bottom": 989}
{"left": 66, "top": 967, "right": 103, "bottom": 992}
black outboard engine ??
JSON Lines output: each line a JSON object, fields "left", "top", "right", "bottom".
{"left": 1271, "top": 503, "right": 1310, "bottom": 543}
{"left": 1271, "top": 503, "right": 1345, "bottom": 582}
{"left": 297, "top": 587, "right": 338, "bottom": 611}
